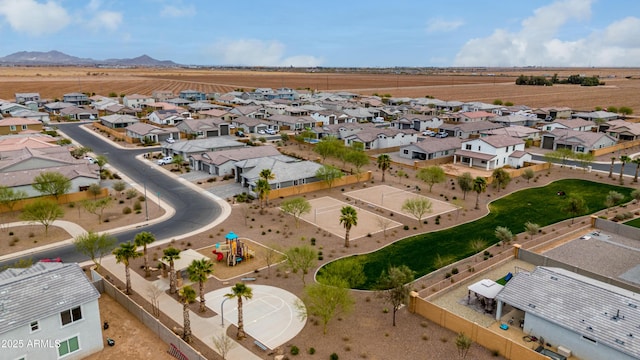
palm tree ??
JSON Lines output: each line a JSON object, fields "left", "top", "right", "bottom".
{"left": 633, "top": 158, "right": 640, "bottom": 183}
{"left": 162, "top": 247, "right": 181, "bottom": 294}
{"left": 179, "top": 285, "right": 197, "bottom": 343}
{"left": 377, "top": 154, "right": 391, "bottom": 182}
{"left": 225, "top": 283, "right": 253, "bottom": 340}
{"left": 255, "top": 179, "right": 270, "bottom": 211}
{"left": 472, "top": 177, "right": 487, "bottom": 210}
{"left": 619, "top": 155, "right": 631, "bottom": 184}
{"left": 608, "top": 157, "right": 616, "bottom": 178}
{"left": 112, "top": 242, "right": 141, "bottom": 295}
{"left": 339, "top": 205, "right": 358, "bottom": 248}
{"left": 134, "top": 231, "right": 156, "bottom": 278}
{"left": 187, "top": 258, "right": 214, "bottom": 313}
{"left": 259, "top": 169, "right": 275, "bottom": 207}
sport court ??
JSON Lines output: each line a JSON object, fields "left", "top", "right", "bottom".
{"left": 205, "top": 285, "right": 305, "bottom": 350}
{"left": 300, "top": 197, "right": 402, "bottom": 240}
{"left": 345, "top": 185, "right": 458, "bottom": 218}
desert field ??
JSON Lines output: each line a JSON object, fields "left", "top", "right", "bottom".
{"left": 1, "top": 66, "right": 639, "bottom": 113}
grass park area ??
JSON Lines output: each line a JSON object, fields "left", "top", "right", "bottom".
{"left": 624, "top": 217, "right": 640, "bottom": 228}
{"left": 336, "top": 179, "right": 634, "bottom": 290}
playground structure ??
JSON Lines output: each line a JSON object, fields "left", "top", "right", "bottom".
{"left": 212, "top": 231, "right": 255, "bottom": 266}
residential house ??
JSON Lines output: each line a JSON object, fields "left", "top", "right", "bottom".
{"left": 0, "top": 262, "right": 103, "bottom": 360}
{"left": 190, "top": 146, "right": 281, "bottom": 175}
{"left": 237, "top": 156, "right": 323, "bottom": 192}
{"left": 399, "top": 137, "right": 462, "bottom": 161}
{"left": 0, "top": 117, "right": 43, "bottom": 135}
{"left": 0, "top": 146, "right": 99, "bottom": 197}
{"left": 461, "top": 102, "right": 503, "bottom": 113}
{"left": 532, "top": 107, "right": 572, "bottom": 120}
{"left": 43, "top": 101, "right": 76, "bottom": 113}
{"left": 440, "top": 121, "right": 505, "bottom": 139}
{"left": 147, "top": 109, "right": 185, "bottom": 126}
{"left": 103, "top": 104, "right": 137, "bottom": 116}
{"left": 152, "top": 90, "right": 174, "bottom": 102}
{"left": 90, "top": 96, "right": 120, "bottom": 111}
{"left": 231, "top": 116, "right": 270, "bottom": 134}
{"left": 229, "top": 105, "right": 267, "bottom": 119}
{"left": 315, "top": 122, "right": 369, "bottom": 140}
{"left": 343, "top": 128, "right": 417, "bottom": 150}
{"left": 177, "top": 118, "right": 230, "bottom": 138}
{"left": 125, "top": 122, "right": 180, "bottom": 143}
{"left": 454, "top": 135, "right": 531, "bottom": 170}
{"left": 603, "top": 120, "right": 640, "bottom": 141}
{"left": 99, "top": 114, "right": 139, "bottom": 129}
{"left": 264, "top": 88, "right": 298, "bottom": 101}
{"left": 309, "top": 110, "right": 351, "bottom": 126}
{"left": 165, "top": 97, "right": 192, "bottom": 107}
{"left": 343, "top": 107, "right": 379, "bottom": 122}
{"left": 0, "top": 133, "right": 58, "bottom": 152}
{"left": 199, "top": 108, "right": 234, "bottom": 122}
{"left": 490, "top": 114, "right": 540, "bottom": 127}
{"left": 0, "top": 102, "right": 29, "bottom": 116}
{"left": 541, "top": 118, "right": 595, "bottom": 132}
{"left": 188, "top": 101, "right": 218, "bottom": 113}
{"left": 60, "top": 106, "right": 98, "bottom": 121}
{"left": 480, "top": 125, "right": 542, "bottom": 141}
{"left": 267, "top": 114, "right": 317, "bottom": 131}
{"left": 9, "top": 109, "right": 51, "bottom": 124}
{"left": 179, "top": 90, "right": 206, "bottom": 101}
{"left": 495, "top": 266, "right": 640, "bottom": 360}
{"left": 122, "top": 94, "right": 155, "bottom": 109}
{"left": 14, "top": 92, "right": 40, "bottom": 104}
{"left": 540, "top": 129, "right": 617, "bottom": 152}
{"left": 572, "top": 110, "right": 619, "bottom": 122}
{"left": 453, "top": 111, "right": 497, "bottom": 123}
{"left": 392, "top": 114, "right": 443, "bottom": 132}
{"left": 62, "top": 92, "right": 90, "bottom": 106}
{"left": 161, "top": 136, "right": 245, "bottom": 159}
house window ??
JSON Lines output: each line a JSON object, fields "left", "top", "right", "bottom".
{"left": 60, "top": 306, "right": 82, "bottom": 326}
{"left": 465, "top": 144, "right": 472, "bottom": 150}
{"left": 478, "top": 146, "right": 481, "bottom": 151}
{"left": 22, "top": 125, "right": 28, "bottom": 130}
{"left": 576, "top": 146, "right": 585, "bottom": 153}
{"left": 403, "top": 150, "right": 408, "bottom": 154}
{"left": 30, "top": 320, "right": 39, "bottom": 332}
{"left": 58, "top": 336, "right": 80, "bottom": 357}
{"left": 9, "top": 125, "right": 16, "bottom": 131}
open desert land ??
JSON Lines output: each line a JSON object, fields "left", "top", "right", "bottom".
{"left": 1, "top": 66, "right": 640, "bottom": 114}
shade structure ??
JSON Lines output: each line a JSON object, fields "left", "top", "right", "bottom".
{"left": 225, "top": 231, "right": 238, "bottom": 240}
{"left": 468, "top": 279, "right": 503, "bottom": 299}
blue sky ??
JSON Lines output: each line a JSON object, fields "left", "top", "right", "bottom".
{"left": 0, "top": 0, "right": 639, "bottom": 67}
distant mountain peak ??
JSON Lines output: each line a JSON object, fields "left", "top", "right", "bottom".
{"left": 0, "top": 50, "right": 179, "bottom": 67}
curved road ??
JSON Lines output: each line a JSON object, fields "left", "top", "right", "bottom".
{"left": 0, "top": 123, "right": 222, "bottom": 267}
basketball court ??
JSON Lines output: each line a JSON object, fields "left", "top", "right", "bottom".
{"left": 205, "top": 284, "right": 305, "bottom": 350}
{"left": 345, "top": 185, "right": 458, "bottom": 218}
{"left": 299, "top": 197, "right": 402, "bottom": 240}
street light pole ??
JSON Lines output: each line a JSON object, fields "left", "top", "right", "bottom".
{"left": 144, "top": 182, "right": 149, "bottom": 221}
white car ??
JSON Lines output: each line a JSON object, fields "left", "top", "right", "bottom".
{"left": 257, "top": 130, "right": 266, "bottom": 135}
{"left": 165, "top": 137, "right": 175, "bottom": 143}
{"left": 157, "top": 156, "right": 173, "bottom": 165}
{"left": 265, "top": 129, "right": 277, "bottom": 135}
{"left": 422, "top": 130, "right": 435, "bottom": 136}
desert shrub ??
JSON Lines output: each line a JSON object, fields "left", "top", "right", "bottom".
{"left": 133, "top": 201, "right": 142, "bottom": 211}
{"left": 138, "top": 195, "right": 146, "bottom": 202}
{"left": 330, "top": 353, "right": 339, "bottom": 360}
{"left": 122, "top": 207, "right": 132, "bottom": 214}
{"left": 290, "top": 346, "right": 299, "bottom": 355}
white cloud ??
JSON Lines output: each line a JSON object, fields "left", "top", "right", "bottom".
{"left": 160, "top": 5, "right": 196, "bottom": 18}
{"left": 209, "top": 39, "right": 323, "bottom": 67}
{"left": 426, "top": 18, "right": 464, "bottom": 33}
{"left": 454, "top": 0, "right": 640, "bottom": 66}
{"left": 88, "top": 11, "right": 123, "bottom": 31}
{"left": 0, "top": 0, "right": 70, "bottom": 36}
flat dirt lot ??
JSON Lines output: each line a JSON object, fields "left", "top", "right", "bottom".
{"left": 1, "top": 66, "right": 639, "bottom": 113}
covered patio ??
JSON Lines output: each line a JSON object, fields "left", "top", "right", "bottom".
{"left": 467, "top": 278, "right": 504, "bottom": 314}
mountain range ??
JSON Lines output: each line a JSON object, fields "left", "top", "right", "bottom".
{"left": 0, "top": 50, "right": 179, "bottom": 67}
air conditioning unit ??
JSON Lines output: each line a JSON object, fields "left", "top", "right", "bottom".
{"left": 557, "top": 346, "right": 571, "bottom": 357}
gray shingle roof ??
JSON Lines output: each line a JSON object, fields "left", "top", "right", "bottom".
{"left": 496, "top": 267, "right": 640, "bottom": 359}
{"left": 0, "top": 262, "right": 100, "bottom": 335}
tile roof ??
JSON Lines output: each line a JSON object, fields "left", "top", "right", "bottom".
{"left": 410, "top": 137, "right": 462, "bottom": 153}
{"left": 0, "top": 117, "right": 42, "bottom": 126}
{"left": 0, "top": 262, "right": 100, "bottom": 335}
{"left": 496, "top": 267, "right": 640, "bottom": 359}
{"left": 474, "top": 134, "right": 524, "bottom": 148}
{"left": 194, "top": 146, "right": 281, "bottom": 165}
{"left": 548, "top": 128, "right": 617, "bottom": 148}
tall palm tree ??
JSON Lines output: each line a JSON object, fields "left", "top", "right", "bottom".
{"left": 472, "top": 177, "right": 487, "bottom": 210}
{"left": 187, "top": 258, "right": 215, "bottom": 313}
{"left": 179, "top": 285, "right": 197, "bottom": 343}
{"left": 112, "top": 242, "right": 141, "bottom": 295}
{"left": 608, "top": 157, "right": 616, "bottom": 178}
{"left": 225, "top": 283, "right": 253, "bottom": 340}
{"left": 633, "top": 157, "right": 640, "bottom": 183}
{"left": 619, "top": 155, "right": 631, "bottom": 184}
{"left": 339, "top": 205, "right": 358, "bottom": 248}
{"left": 255, "top": 179, "right": 270, "bottom": 211}
{"left": 259, "top": 169, "right": 275, "bottom": 206}
{"left": 377, "top": 154, "right": 391, "bottom": 182}
{"left": 162, "top": 247, "right": 181, "bottom": 294}
{"left": 134, "top": 231, "right": 156, "bottom": 278}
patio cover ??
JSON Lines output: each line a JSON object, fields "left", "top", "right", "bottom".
{"left": 468, "top": 279, "right": 504, "bottom": 299}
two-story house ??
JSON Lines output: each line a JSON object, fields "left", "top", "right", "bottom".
{"left": 62, "top": 93, "right": 90, "bottom": 106}
{"left": 0, "top": 262, "right": 103, "bottom": 360}
{"left": 454, "top": 135, "right": 531, "bottom": 170}
{"left": 122, "top": 94, "right": 155, "bottom": 109}
{"left": 14, "top": 92, "right": 41, "bottom": 104}
{"left": 179, "top": 90, "right": 206, "bottom": 101}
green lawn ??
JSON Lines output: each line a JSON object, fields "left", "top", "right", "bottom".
{"left": 624, "top": 217, "right": 640, "bottom": 228}
{"left": 336, "top": 179, "right": 633, "bottom": 290}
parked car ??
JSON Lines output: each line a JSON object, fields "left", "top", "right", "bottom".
{"left": 265, "top": 128, "right": 277, "bottom": 135}
{"left": 157, "top": 156, "right": 173, "bottom": 165}
{"left": 422, "top": 130, "right": 435, "bottom": 136}
{"left": 165, "top": 137, "right": 175, "bottom": 143}
{"left": 435, "top": 131, "right": 449, "bottom": 138}
{"left": 235, "top": 131, "right": 245, "bottom": 137}
{"left": 257, "top": 130, "right": 266, "bottom": 135}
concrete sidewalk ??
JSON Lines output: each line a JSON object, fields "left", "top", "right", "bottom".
{"left": 100, "top": 256, "right": 262, "bottom": 360}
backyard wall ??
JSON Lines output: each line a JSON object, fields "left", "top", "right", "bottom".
{"left": 409, "top": 294, "right": 548, "bottom": 360}
{"left": 267, "top": 171, "right": 372, "bottom": 199}
{"left": 90, "top": 270, "right": 207, "bottom": 360}
{"left": 0, "top": 188, "right": 108, "bottom": 213}
{"left": 92, "top": 122, "right": 139, "bottom": 144}
{"left": 590, "top": 139, "right": 640, "bottom": 157}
